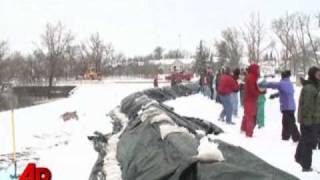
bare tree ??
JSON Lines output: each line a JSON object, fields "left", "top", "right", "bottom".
{"left": 221, "top": 27, "right": 243, "bottom": 68}
{"left": 242, "top": 13, "right": 265, "bottom": 63}
{"left": 272, "top": 13, "right": 296, "bottom": 69}
{"left": 0, "top": 41, "right": 8, "bottom": 61}
{"left": 194, "top": 40, "right": 210, "bottom": 74}
{"left": 64, "top": 45, "right": 82, "bottom": 79}
{"left": 215, "top": 41, "right": 228, "bottom": 69}
{"left": 153, "top": 46, "right": 164, "bottom": 60}
{"left": 306, "top": 14, "right": 319, "bottom": 65}
{"left": 40, "top": 22, "right": 74, "bottom": 97}
{"left": 81, "top": 32, "right": 113, "bottom": 75}
{"left": 316, "top": 13, "right": 320, "bottom": 27}
{"left": 273, "top": 12, "right": 320, "bottom": 75}
{"left": 0, "top": 41, "right": 9, "bottom": 83}
{"left": 164, "top": 49, "right": 184, "bottom": 59}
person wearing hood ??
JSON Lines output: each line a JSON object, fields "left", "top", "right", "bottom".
{"left": 260, "top": 70, "right": 300, "bottom": 142}
{"left": 241, "top": 64, "right": 264, "bottom": 137}
{"left": 295, "top": 66, "right": 320, "bottom": 172}
{"left": 217, "top": 67, "right": 240, "bottom": 124}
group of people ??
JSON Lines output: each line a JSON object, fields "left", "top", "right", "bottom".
{"left": 199, "top": 69, "right": 214, "bottom": 99}
{"left": 199, "top": 64, "right": 320, "bottom": 172}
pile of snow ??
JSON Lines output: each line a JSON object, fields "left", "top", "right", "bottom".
{"left": 103, "top": 108, "right": 128, "bottom": 180}
{"left": 195, "top": 137, "right": 224, "bottom": 163}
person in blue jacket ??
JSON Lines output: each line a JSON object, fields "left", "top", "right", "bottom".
{"left": 260, "top": 70, "right": 300, "bottom": 142}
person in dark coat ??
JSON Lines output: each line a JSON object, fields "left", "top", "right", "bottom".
{"left": 207, "top": 68, "right": 214, "bottom": 100}
{"left": 260, "top": 70, "right": 300, "bottom": 141}
{"left": 215, "top": 68, "right": 224, "bottom": 103}
{"left": 239, "top": 68, "right": 247, "bottom": 107}
{"left": 153, "top": 74, "right": 159, "bottom": 87}
{"left": 241, "top": 64, "right": 264, "bottom": 137}
{"left": 171, "top": 66, "right": 178, "bottom": 87}
{"left": 295, "top": 67, "right": 320, "bottom": 172}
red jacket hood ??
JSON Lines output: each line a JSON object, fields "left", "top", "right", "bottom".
{"left": 248, "top": 64, "right": 260, "bottom": 77}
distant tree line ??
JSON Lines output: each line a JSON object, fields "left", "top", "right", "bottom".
{"left": 194, "top": 12, "right": 320, "bottom": 75}
{"left": 1, "top": 11, "right": 320, "bottom": 90}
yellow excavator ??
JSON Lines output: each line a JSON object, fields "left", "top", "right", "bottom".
{"left": 83, "top": 67, "right": 101, "bottom": 80}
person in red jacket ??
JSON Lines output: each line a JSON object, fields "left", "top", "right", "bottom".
{"left": 241, "top": 64, "right": 264, "bottom": 137}
{"left": 218, "top": 67, "right": 240, "bottom": 124}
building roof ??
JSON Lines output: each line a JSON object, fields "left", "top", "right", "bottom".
{"left": 149, "top": 58, "right": 195, "bottom": 65}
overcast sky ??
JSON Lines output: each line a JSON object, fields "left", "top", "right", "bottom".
{"left": 0, "top": 0, "right": 319, "bottom": 56}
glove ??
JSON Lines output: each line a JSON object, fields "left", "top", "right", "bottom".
{"left": 269, "top": 93, "right": 279, "bottom": 99}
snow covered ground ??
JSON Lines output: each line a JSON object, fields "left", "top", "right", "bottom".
{"left": 0, "top": 82, "right": 155, "bottom": 180}
{"left": 0, "top": 80, "right": 319, "bottom": 180}
{"left": 166, "top": 88, "right": 320, "bottom": 180}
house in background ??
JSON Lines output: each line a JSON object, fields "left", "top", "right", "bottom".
{"left": 149, "top": 58, "right": 195, "bottom": 73}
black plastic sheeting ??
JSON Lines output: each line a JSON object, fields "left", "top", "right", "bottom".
{"left": 88, "top": 83, "right": 298, "bottom": 180}
{"left": 117, "top": 115, "right": 298, "bottom": 180}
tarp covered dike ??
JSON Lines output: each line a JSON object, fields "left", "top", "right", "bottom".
{"left": 89, "top": 83, "right": 298, "bottom": 180}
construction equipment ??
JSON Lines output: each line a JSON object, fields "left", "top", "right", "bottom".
{"left": 82, "top": 68, "right": 102, "bottom": 80}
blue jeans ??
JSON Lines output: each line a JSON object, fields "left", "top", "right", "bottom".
{"left": 231, "top": 92, "right": 239, "bottom": 116}
{"left": 219, "top": 94, "right": 233, "bottom": 123}
{"left": 201, "top": 86, "right": 211, "bottom": 98}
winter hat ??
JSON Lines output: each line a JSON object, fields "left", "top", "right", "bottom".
{"left": 233, "top": 68, "right": 241, "bottom": 79}
{"left": 281, "top": 70, "right": 291, "bottom": 79}
{"left": 233, "top": 68, "right": 240, "bottom": 76}
{"left": 307, "top": 66, "right": 320, "bottom": 82}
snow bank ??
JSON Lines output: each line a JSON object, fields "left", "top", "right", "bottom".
{"left": 166, "top": 89, "right": 320, "bottom": 180}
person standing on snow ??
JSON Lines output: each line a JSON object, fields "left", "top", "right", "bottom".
{"left": 217, "top": 67, "right": 240, "bottom": 124}
{"left": 153, "top": 74, "right": 159, "bottom": 87}
{"left": 256, "top": 76, "right": 267, "bottom": 128}
{"left": 241, "top": 64, "right": 264, "bottom": 137}
{"left": 231, "top": 68, "right": 240, "bottom": 117}
{"left": 260, "top": 71, "right": 300, "bottom": 141}
{"left": 207, "top": 68, "right": 214, "bottom": 100}
{"left": 199, "top": 70, "right": 210, "bottom": 97}
{"left": 295, "top": 67, "right": 320, "bottom": 172}
{"left": 239, "top": 68, "right": 247, "bottom": 107}
{"left": 171, "top": 66, "right": 178, "bottom": 87}
{"left": 215, "top": 68, "right": 223, "bottom": 103}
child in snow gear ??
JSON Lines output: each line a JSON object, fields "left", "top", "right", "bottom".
{"left": 295, "top": 67, "right": 320, "bottom": 172}
{"left": 217, "top": 67, "right": 240, "bottom": 124}
{"left": 257, "top": 76, "right": 267, "bottom": 128}
{"left": 241, "top": 64, "right": 264, "bottom": 137}
{"left": 261, "top": 70, "right": 300, "bottom": 141}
